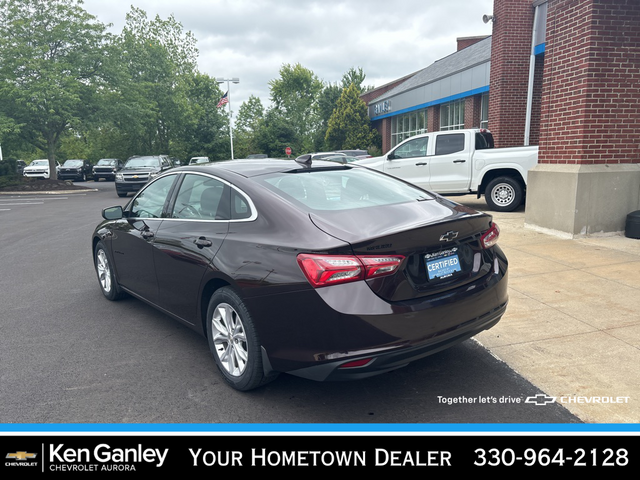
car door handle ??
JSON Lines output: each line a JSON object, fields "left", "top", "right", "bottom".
{"left": 415, "top": 162, "right": 428, "bottom": 166}
{"left": 194, "top": 237, "right": 213, "bottom": 248}
{"left": 453, "top": 160, "right": 466, "bottom": 163}
{"left": 141, "top": 230, "right": 154, "bottom": 239}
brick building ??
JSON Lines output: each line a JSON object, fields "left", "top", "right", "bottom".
{"left": 366, "top": 0, "right": 640, "bottom": 236}
{"left": 367, "top": 35, "right": 493, "bottom": 154}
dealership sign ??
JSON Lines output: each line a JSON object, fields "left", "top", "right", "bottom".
{"left": 374, "top": 100, "right": 391, "bottom": 115}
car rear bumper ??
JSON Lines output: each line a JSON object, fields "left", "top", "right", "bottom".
{"left": 246, "top": 252, "right": 509, "bottom": 381}
{"left": 287, "top": 301, "right": 506, "bottom": 381}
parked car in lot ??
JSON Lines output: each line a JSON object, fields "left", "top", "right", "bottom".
{"left": 323, "top": 155, "right": 360, "bottom": 164}
{"left": 189, "top": 156, "right": 210, "bottom": 165}
{"left": 92, "top": 158, "right": 508, "bottom": 391}
{"left": 115, "top": 155, "right": 174, "bottom": 197}
{"left": 15, "top": 160, "right": 27, "bottom": 175}
{"left": 23, "top": 159, "right": 60, "bottom": 179}
{"left": 93, "top": 158, "right": 123, "bottom": 182}
{"left": 307, "top": 151, "right": 347, "bottom": 160}
{"left": 335, "top": 149, "right": 369, "bottom": 157}
{"left": 356, "top": 129, "right": 538, "bottom": 212}
{"left": 58, "top": 159, "right": 93, "bottom": 182}
{"left": 246, "top": 153, "right": 268, "bottom": 159}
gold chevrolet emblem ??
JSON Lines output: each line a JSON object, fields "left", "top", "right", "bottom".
{"left": 133, "top": 175, "right": 139, "bottom": 179}
{"left": 7, "top": 451, "right": 37, "bottom": 460}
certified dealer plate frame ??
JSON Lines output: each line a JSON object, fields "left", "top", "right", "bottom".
{"left": 425, "top": 249, "right": 462, "bottom": 281}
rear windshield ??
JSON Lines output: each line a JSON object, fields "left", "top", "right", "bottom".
{"left": 257, "top": 167, "right": 433, "bottom": 211}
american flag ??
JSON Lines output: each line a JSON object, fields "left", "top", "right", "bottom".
{"left": 217, "top": 91, "right": 229, "bottom": 108}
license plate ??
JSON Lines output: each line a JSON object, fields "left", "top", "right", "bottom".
{"left": 425, "top": 251, "right": 461, "bottom": 280}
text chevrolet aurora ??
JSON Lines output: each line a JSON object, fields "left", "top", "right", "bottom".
{"left": 92, "top": 158, "right": 508, "bottom": 391}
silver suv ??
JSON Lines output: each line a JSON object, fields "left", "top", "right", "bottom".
{"left": 115, "top": 155, "right": 173, "bottom": 197}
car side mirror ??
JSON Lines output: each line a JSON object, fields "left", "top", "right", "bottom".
{"left": 102, "top": 205, "right": 124, "bottom": 220}
{"left": 387, "top": 153, "right": 396, "bottom": 160}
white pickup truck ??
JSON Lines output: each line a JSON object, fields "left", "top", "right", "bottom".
{"left": 355, "top": 129, "right": 538, "bottom": 212}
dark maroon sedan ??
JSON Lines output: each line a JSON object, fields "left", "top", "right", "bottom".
{"left": 92, "top": 158, "right": 508, "bottom": 391}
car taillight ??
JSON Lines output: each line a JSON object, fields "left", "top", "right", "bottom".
{"left": 358, "top": 256, "right": 405, "bottom": 278}
{"left": 297, "top": 254, "right": 404, "bottom": 288}
{"left": 480, "top": 223, "right": 500, "bottom": 249}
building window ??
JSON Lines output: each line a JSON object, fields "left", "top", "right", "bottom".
{"left": 391, "top": 109, "right": 427, "bottom": 147}
{"left": 480, "top": 93, "right": 489, "bottom": 129}
{"left": 440, "top": 100, "right": 465, "bottom": 131}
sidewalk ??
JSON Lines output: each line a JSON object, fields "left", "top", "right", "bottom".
{"left": 451, "top": 195, "right": 640, "bottom": 423}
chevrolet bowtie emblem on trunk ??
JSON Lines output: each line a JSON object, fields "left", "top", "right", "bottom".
{"left": 439, "top": 231, "right": 459, "bottom": 242}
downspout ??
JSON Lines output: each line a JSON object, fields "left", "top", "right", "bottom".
{"left": 524, "top": 4, "right": 539, "bottom": 146}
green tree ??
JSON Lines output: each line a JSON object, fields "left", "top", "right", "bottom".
{"left": 112, "top": 7, "right": 199, "bottom": 156}
{"left": 314, "top": 82, "right": 343, "bottom": 151}
{"left": 341, "top": 66, "right": 369, "bottom": 92}
{"left": 0, "top": 0, "right": 111, "bottom": 178}
{"left": 187, "top": 72, "right": 229, "bottom": 160}
{"left": 315, "top": 68, "right": 372, "bottom": 151}
{"left": 269, "top": 63, "right": 323, "bottom": 153}
{"left": 325, "top": 84, "right": 380, "bottom": 151}
{"left": 255, "top": 109, "right": 297, "bottom": 158}
{"left": 234, "top": 95, "right": 265, "bottom": 158}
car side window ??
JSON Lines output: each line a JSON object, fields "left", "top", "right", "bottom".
{"left": 392, "top": 137, "right": 428, "bottom": 159}
{"left": 129, "top": 175, "right": 176, "bottom": 218}
{"left": 171, "top": 174, "right": 228, "bottom": 220}
{"left": 231, "top": 189, "right": 252, "bottom": 220}
{"left": 435, "top": 133, "right": 465, "bottom": 155}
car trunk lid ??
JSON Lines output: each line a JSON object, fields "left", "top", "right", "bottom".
{"left": 309, "top": 198, "right": 495, "bottom": 302}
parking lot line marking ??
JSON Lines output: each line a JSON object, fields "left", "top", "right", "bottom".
{"left": 4, "top": 196, "right": 70, "bottom": 200}
{"left": 0, "top": 202, "right": 44, "bottom": 206}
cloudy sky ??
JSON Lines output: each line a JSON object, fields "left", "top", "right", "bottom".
{"left": 82, "top": 0, "right": 494, "bottom": 109}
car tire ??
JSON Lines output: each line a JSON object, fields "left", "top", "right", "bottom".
{"left": 485, "top": 176, "right": 524, "bottom": 212}
{"left": 206, "top": 287, "right": 277, "bottom": 391}
{"left": 117, "top": 192, "right": 127, "bottom": 197}
{"left": 94, "top": 241, "right": 124, "bottom": 301}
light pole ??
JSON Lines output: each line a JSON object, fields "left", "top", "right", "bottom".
{"left": 216, "top": 77, "right": 239, "bottom": 159}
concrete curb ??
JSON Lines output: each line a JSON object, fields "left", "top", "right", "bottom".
{"left": 0, "top": 189, "right": 98, "bottom": 195}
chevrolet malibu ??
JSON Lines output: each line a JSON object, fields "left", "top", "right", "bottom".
{"left": 92, "top": 158, "right": 508, "bottom": 391}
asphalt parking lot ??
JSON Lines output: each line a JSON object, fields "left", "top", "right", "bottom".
{"left": 1, "top": 181, "right": 637, "bottom": 425}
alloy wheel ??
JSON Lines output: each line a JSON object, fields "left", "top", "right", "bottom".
{"left": 96, "top": 249, "right": 112, "bottom": 293}
{"left": 210, "top": 303, "right": 248, "bottom": 377}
